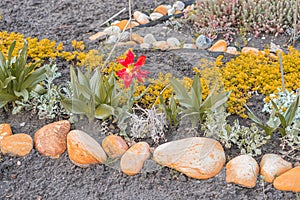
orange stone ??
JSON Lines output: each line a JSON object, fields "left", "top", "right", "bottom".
{"left": 153, "top": 41, "right": 169, "bottom": 51}
{"left": 102, "top": 135, "right": 128, "bottom": 158}
{"left": 112, "top": 20, "right": 139, "bottom": 31}
{"left": 120, "top": 142, "right": 150, "bottom": 176}
{"left": 260, "top": 154, "right": 292, "bottom": 183}
{"left": 67, "top": 130, "right": 107, "bottom": 168}
{"left": 131, "top": 33, "right": 144, "bottom": 44}
{"left": 273, "top": 166, "right": 300, "bottom": 192}
{"left": 34, "top": 120, "right": 70, "bottom": 159}
{"left": 117, "top": 41, "right": 137, "bottom": 47}
{"left": 241, "top": 47, "right": 260, "bottom": 55}
{"left": 1, "top": 133, "right": 33, "bottom": 156}
{"left": 208, "top": 40, "right": 227, "bottom": 52}
{"left": 154, "top": 5, "right": 168, "bottom": 16}
{"left": 153, "top": 137, "right": 225, "bottom": 179}
{"left": 0, "top": 124, "right": 13, "bottom": 142}
{"left": 226, "top": 155, "right": 259, "bottom": 188}
{"left": 89, "top": 31, "right": 108, "bottom": 41}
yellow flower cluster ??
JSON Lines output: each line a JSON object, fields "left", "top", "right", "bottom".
{"left": 218, "top": 48, "right": 300, "bottom": 117}
{"left": 0, "top": 31, "right": 100, "bottom": 67}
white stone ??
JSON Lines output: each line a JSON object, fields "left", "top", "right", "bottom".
{"left": 167, "top": 37, "right": 181, "bottom": 48}
{"left": 150, "top": 12, "right": 164, "bottom": 21}
{"left": 196, "top": 35, "right": 212, "bottom": 50}
{"left": 140, "top": 43, "right": 151, "bottom": 49}
{"left": 174, "top": 1, "right": 185, "bottom": 11}
{"left": 143, "top": 34, "right": 157, "bottom": 45}
{"left": 183, "top": 43, "right": 196, "bottom": 49}
{"left": 103, "top": 26, "right": 121, "bottom": 36}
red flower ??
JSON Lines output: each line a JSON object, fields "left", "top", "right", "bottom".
{"left": 116, "top": 50, "right": 149, "bottom": 88}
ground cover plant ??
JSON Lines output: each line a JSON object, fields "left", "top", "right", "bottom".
{"left": 0, "top": 0, "right": 300, "bottom": 199}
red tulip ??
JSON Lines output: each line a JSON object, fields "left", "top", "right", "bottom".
{"left": 116, "top": 50, "right": 149, "bottom": 88}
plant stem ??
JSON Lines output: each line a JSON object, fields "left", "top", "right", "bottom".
{"left": 279, "top": 52, "right": 286, "bottom": 93}
{"left": 129, "top": 0, "right": 132, "bottom": 41}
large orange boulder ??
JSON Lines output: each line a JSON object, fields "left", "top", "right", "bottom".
{"left": 153, "top": 137, "right": 225, "bottom": 179}
{"left": 120, "top": 142, "right": 150, "bottom": 176}
{"left": 1, "top": 133, "right": 33, "bottom": 156}
{"left": 67, "top": 130, "right": 107, "bottom": 168}
{"left": 34, "top": 120, "right": 70, "bottom": 158}
{"left": 208, "top": 40, "right": 227, "bottom": 52}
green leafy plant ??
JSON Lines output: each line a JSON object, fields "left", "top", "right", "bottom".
{"left": 61, "top": 66, "right": 120, "bottom": 122}
{"left": 246, "top": 92, "right": 300, "bottom": 136}
{"left": 159, "top": 94, "right": 181, "bottom": 128}
{"left": 12, "top": 63, "right": 70, "bottom": 119}
{"left": 0, "top": 40, "right": 47, "bottom": 109}
{"left": 203, "top": 107, "right": 269, "bottom": 156}
{"left": 170, "top": 74, "right": 231, "bottom": 126}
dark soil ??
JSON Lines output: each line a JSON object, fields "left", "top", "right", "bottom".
{"left": 0, "top": 1, "right": 299, "bottom": 199}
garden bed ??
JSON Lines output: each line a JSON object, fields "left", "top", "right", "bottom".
{"left": 0, "top": 0, "right": 299, "bottom": 199}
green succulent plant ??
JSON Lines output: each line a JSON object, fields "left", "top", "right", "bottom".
{"left": 0, "top": 40, "right": 47, "bottom": 109}
{"left": 246, "top": 92, "right": 300, "bottom": 136}
{"left": 61, "top": 66, "right": 120, "bottom": 122}
{"left": 170, "top": 74, "right": 231, "bottom": 127}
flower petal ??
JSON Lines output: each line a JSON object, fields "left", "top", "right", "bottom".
{"left": 134, "top": 55, "right": 146, "bottom": 67}
{"left": 116, "top": 50, "right": 135, "bottom": 67}
{"left": 123, "top": 74, "right": 133, "bottom": 88}
{"left": 116, "top": 68, "right": 127, "bottom": 78}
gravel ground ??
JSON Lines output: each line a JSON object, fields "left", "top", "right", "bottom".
{"left": 0, "top": 0, "right": 298, "bottom": 199}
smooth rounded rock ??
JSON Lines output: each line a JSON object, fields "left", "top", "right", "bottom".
{"left": 150, "top": 12, "right": 164, "bottom": 21}
{"left": 208, "top": 40, "right": 227, "bottom": 52}
{"left": 133, "top": 11, "right": 150, "bottom": 25}
{"left": 183, "top": 43, "right": 196, "bottom": 49}
{"left": 153, "top": 41, "right": 169, "bottom": 51}
{"left": 174, "top": 1, "right": 185, "bottom": 11}
{"left": 153, "top": 137, "right": 225, "bottom": 179}
{"left": 131, "top": 33, "right": 144, "bottom": 44}
{"left": 242, "top": 47, "right": 260, "bottom": 55}
{"left": 273, "top": 166, "right": 300, "bottom": 192}
{"left": 0, "top": 123, "right": 12, "bottom": 142}
{"left": 1, "top": 134, "right": 33, "bottom": 156}
{"left": 120, "top": 142, "right": 150, "bottom": 176}
{"left": 226, "top": 46, "right": 240, "bottom": 55}
{"left": 260, "top": 154, "right": 292, "bottom": 183}
{"left": 117, "top": 41, "right": 137, "bottom": 47}
{"left": 102, "top": 135, "right": 128, "bottom": 158}
{"left": 143, "top": 33, "right": 157, "bottom": 44}
{"left": 140, "top": 43, "right": 151, "bottom": 49}
{"left": 89, "top": 32, "right": 108, "bottom": 41}
{"left": 103, "top": 26, "right": 121, "bottom": 36}
{"left": 154, "top": 5, "right": 168, "bottom": 16}
{"left": 167, "top": 37, "right": 181, "bottom": 48}
{"left": 226, "top": 155, "right": 259, "bottom": 188}
{"left": 67, "top": 130, "right": 107, "bottom": 168}
{"left": 112, "top": 20, "right": 139, "bottom": 31}
{"left": 195, "top": 35, "right": 212, "bottom": 50}
{"left": 34, "top": 120, "right": 70, "bottom": 159}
